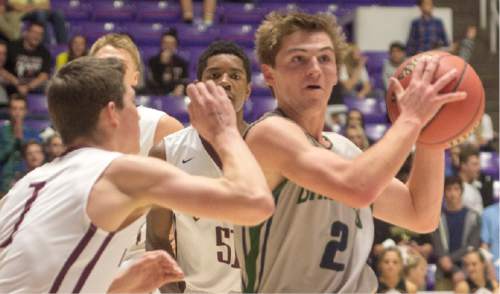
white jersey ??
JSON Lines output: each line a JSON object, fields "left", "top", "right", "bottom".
{"left": 164, "top": 126, "right": 242, "bottom": 293}
{"left": 0, "top": 148, "right": 144, "bottom": 293}
{"left": 138, "top": 105, "right": 166, "bottom": 156}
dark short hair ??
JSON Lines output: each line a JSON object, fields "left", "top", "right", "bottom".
{"left": 162, "top": 28, "right": 178, "bottom": 42}
{"left": 27, "top": 21, "right": 45, "bottom": 31}
{"left": 444, "top": 176, "right": 463, "bottom": 191}
{"left": 459, "top": 143, "right": 480, "bottom": 165}
{"left": 197, "top": 40, "right": 251, "bottom": 83}
{"left": 47, "top": 56, "right": 126, "bottom": 145}
{"left": 8, "top": 93, "right": 27, "bottom": 108}
{"left": 389, "top": 41, "right": 405, "bottom": 52}
{"left": 21, "top": 140, "right": 43, "bottom": 159}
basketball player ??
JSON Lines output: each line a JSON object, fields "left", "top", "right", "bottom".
{"left": 147, "top": 41, "right": 251, "bottom": 293}
{"left": 234, "top": 11, "right": 467, "bottom": 292}
{"left": 0, "top": 57, "right": 273, "bottom": 293}
{"left": 89, "top": 33, "right": 184, "bottom": 156}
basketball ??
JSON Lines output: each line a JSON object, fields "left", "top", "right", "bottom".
{"left": 385, "top": 51, "right": 485, "bottom": 148}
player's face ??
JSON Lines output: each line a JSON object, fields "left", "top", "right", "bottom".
{"left": 263, "top": 30, "right": 337, "bottom": 111}
{"left": 444, "top": 183, "right": 462, "bottom": 208}
{"left": 463, "top": 253, "right": 484, "bottom": 281}
{"left": 201, "top": 54, "right": 250, "bottom": 114}
{"left": 379, "top": 251, "right": 402, "bottom": 277}
{"left": 93, "top": 45, "right": 139, "bottom": 88}
{"left": 116, "top": 84, "right": 140, "bottom": 154}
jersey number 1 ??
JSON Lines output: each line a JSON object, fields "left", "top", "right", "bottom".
{"left": 320, "top": 221, "right": 349, "bottom": 271}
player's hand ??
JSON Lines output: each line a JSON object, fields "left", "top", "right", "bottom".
{"left": 390, "top": 56, "right": 467, "bottom": 128}
{"left": 187, "top": 80, "right": 238, "bottom": 145}
{"left": 108, "top": 250, "right": 184, "bottom": 293}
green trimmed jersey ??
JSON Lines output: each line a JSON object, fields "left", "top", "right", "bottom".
{"left": 234, "top": 118, "right": 377, "bottom": 293}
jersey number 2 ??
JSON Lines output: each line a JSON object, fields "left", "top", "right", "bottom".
{"left": 320, "top": 221, "right": 349, "bottom": 271}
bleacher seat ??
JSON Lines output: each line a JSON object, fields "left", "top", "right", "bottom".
{"left": 26, "top": 95, "right": 48, "bottom": 117}
{"left": 127, "top": 23, "right": 166, "bottom": 46}
{"left": 92, "top": 1, "right": 136, "bottom": 22}
{"left": 160, "top": 96, "right": 189, "bottom": 124}
{"left": 480, "top": 151, "right": 499, "bottom": 178}
{"left": 365, "top": 123, "right": 389, "bottom": 141}
{"left": 177, "top": 25, "right": 219, "bottom": 47}
{"left": 248, "top": 97, "right": 277, "bottom": 122}
{"left": 52, "top": 0, "right": 92, "bottom": 21}
{"left": 219, "top": 24, "right": 256, "bottom": 48}
{"left": 136, "top": 1, "right": 182, "bottom": 23}
{"left": 221, "top": 3, "right": 265, "bottom": 25}
{"left": 25, "top": 119, "right": 51, "bottom": 133}
{"left": 69, "top": 22, "right": 121, "bottom": 44}
{"left": 344, "top": 97, "right": 388, "bottom": 123}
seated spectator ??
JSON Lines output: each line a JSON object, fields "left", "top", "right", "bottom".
{"left": 21, "top": 139, "right": 44, "bottom": 172}
{"left": 406, "top": 0, "right": 449, "bottom": 56}
{"left": 345, "top": 124, "right": 369, "bottom": 151}
{"left": 377, "top": 247, "right": 417, "bottom": 293}
{"left": 382, "top": 42, "right": 406, "bottom": 90}
{"left": 445, "top": 144, "right": 461, "bottom": 177}
{"left": 339, "top": 44, "right": 376, "bottom": 99}
{"left": 481, "top": 201, "right": 499, "bottom": 279}
{"left": 449, "top": 25, "right": 477, "bottom": 62}
{"left": 9, "top": 0, "right": 68, "bottom": 44}
{"left": 455, "top": 249, "right": 499, "bottom": 293}
{"left": 146, "top": 29, "right": 188, "bottom": 96}
{"left": 346, "top": 109, "right": 365, "bottom": 129}
{"left": 180, "top": 0, "right": 217, "bottom": 25}
{"left": 0, "top": 0, "right": 23, "bottom": 42}
{"left": 44, "top": 132, "right": 64, "bottom": 162}
{"left": 5, "top": 21, "right": 51, "bottom": 96}
{"left": 56, "top": 34, "right": 87, "bottom": 70}
{"left": 466, "top": 113, "right": 496, "bottom": 151}
{"left": 0, "top": 39, "right": 9, "bottom": 105}
{"left": 404, "top": 252, "right": 429, "bottom": 291}
{"left": 431, "top": 176, "right": 481, "bottom": 291}
{"left": 0, "top": 94, "right": 39, "bottom": 196}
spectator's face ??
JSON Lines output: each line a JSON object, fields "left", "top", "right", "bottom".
{"left": 420, "top": 0, "right": 433, "bottom": 15}
{"left": 47, "top": 136, "right": 65, "bottom": 158}
{"left": 444, "top": 183, "right": 463, "bottom": 209}
{"left": 25, "top": 24, "right": 45, "bottom": 48}
{"left": 9, "top": 99, "right": 27, "bottom": 122}
{"left": 450, "top": 145, "right": 461, "bottom": 168}
{"left": 379, "top": 251, "right": 403, "bottom": 278}
{"left": 389, "top": 47, "right": 405, "bottom": 65}
{"left": 406, "top": 259, "right": 427, "bottom": 289}
{"left": 346, "top": 127, "right": 366, "bottom": 150}
{"left": 71, "top": 36, "right": 87, "bottom": 57}
{"left": 262, "top": 30, "right": 337, "bottom": 109}
{"left": 94, "top": 45, "right": 139, "bottom": 88}
{"left": 201, "top": 54, "right": 250, "bottom": 114}
{"left": 161, "top": 35, "right": 177, "bottom": 52}
{"left": 463, "top": 252, "right": 485, "bottom": 282}
{"left": 347, "top": 110, "right": 363, "bottom": 127}
{"left": 462, "top": 155, "right": 481, "bottom": 180}
{"left": 0, "top": 44, "right": 7, "bottom": 67}
{"left": 25, "top": 143, "right": 45, "bottom": 170}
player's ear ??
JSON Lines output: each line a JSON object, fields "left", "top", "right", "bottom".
{"left": 104, "top": 101, "right": 120, "bottom": 128}
{"left": 261, "top": 64, "right": 275, "bottom": 88}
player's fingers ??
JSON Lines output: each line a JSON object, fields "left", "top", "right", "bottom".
{"left": 435, "top": 91, "right": 467, "bottom": 104}
{"left": 186, "top": 83, "right": 202, "bottom": 106}
{"left": 432, "top": 68, "right": 458, "bottom": 93}
{"left": 389, "top": 77, "right": 404, "bottom": 101}
{"left": 195, "top": 81, "right": 212, "bottom": 104}
{"left": 422, "top": 56, "right": 439, "bottom": 84}
{"left": 411, "top": 56, "right": 426, "bottom": 80}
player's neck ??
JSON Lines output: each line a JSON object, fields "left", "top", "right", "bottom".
{"left": 279, "top": 103, "right": 326, "bottom": 142}
{"left": 236, "top": 111, "right": 248, "bottom": 136}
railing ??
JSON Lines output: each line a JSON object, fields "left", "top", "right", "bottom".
{"left": 479, "top": 0, "right": 499, "bottom": 54}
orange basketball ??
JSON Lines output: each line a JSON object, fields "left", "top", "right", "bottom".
{"left": 386, "top": 51, "right": 485, "bottom": 149}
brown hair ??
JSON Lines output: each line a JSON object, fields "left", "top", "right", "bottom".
{"left": 255, "top": 11, "right": 347, "bottom": 67}
{"left": 47, "top": 56, "right": 126, "bottom": 145}
{"left": 89, "top": 33, "right": 141, "bottom": 73}
{"left": 377, "top": 247, "right": 404, "bottom": 278}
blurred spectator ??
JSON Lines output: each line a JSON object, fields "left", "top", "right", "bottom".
{"left": 146, "top": 30, "right": 188, "bottom": 96}
{"left": 404, "top": 252, "right": 429, "bottom": 291}
{"left": 8, "top": 0, "right": 68, "bottom": 44}
{"left": 21, "top": 139, "right": 44, "bottom": 172}
{"left": 44, "top": 132, "right": 64, "bottom": 162}
{"left": 445, "top": 144, "right": 461, "bottom": 177}
{"left": 458, "top": 144, "right": 485, "bottom": 213}
{"left": 0, "top": 94, "right": 39, "bottom": 196}
{"left": 0, "top": 39, "right": 9, "bottom": 105}
{"left": 339, "top": 44, "right": 376, "bottom": 99}
{"left": 324, "top": 105, "right": 347, "bottom": 133}
{"left": 55, "top": 34, "right": 87, "bottom": 71}
{"left": 481, "top": 202, "right": 499, "bottom": 279}
{"left": 449, "top": 25, "right": 477, "bottom": 62}
{"left": 376, "top": 247, "right": 417, "bottom": 293}
{"left": 5, "top": 21, "right": 51, "bottom": 96}
{"left": 406, "top": 0, "right": 449, "bottom": 56}
{"left": 455, "top": 249, "right": 499, "bottom": 293}
{"left": 345, "top": 124, "right": 369, "bottom": 151}
{"left": 346, "top": 109, "right": 365, "bottom": 129}
{"left": 431, "top": 176, "right": 481, "bottom": 291}
{"left": 466, "top": 113, "right": 495, "bottom": 151}
{"left": 0, "top": 0, "right": 23, "bottom": 41}
{"left": 382, "top": 42, "right": 406, "bottom": 90}
{"left": 180, "top": 0, "right": 217, "bottom": 25}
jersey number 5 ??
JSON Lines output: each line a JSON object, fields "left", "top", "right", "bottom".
{"left": 320, "top": 221, "right": 349, "bottom": 271}
{"left": 215, "top": 226, "right": 239, "bottom": 268}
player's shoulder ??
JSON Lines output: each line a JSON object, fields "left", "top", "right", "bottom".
{"left": 137, "top": 105, "right": 166, "bottom": 117}
{"left": 246, "top": 115, "right": 305, "bottom": 143}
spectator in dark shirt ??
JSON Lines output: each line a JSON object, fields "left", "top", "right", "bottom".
{"left": 406, "top": 0, "right": 449, "bottom": 56}
{"left": 0, "top": 39, "right": 9, "bottom": 105}
{"left": 146, "top": 29, "right": 189, "bottom": 96}
{"left": 5, "top": 21, "right": 51, "bottom": 96}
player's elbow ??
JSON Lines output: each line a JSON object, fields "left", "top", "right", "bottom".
{"left": 410, "top": 219, "right": 439, "bottom": 234}
{"left": 235, "top": 191, "right": 275, "bottom": 226}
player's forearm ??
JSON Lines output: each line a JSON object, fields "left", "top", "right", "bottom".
{"left": 212, "top": 130, "right": 274, "bottom": 222}
{"left": 405, "top": 146, "right": 445, "bottom": 232}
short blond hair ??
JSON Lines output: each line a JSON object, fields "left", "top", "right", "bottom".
{"left": 255, "top": 11, "right": 347, "bottom": 67}
{"left": 89, "top": 33, "right": 141, "bottom": 73}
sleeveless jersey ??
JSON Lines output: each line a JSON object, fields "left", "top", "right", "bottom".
{"left": 164, "top": 126, "right": 242, "bottom": 293}
{"left": 234, "top": 115, "right": 377, "bottom": 293}
{"left": 138, "top": 105, "right": 166, "bottom": 156}
{"left": 0, "top": 148, "right": 145, "bottom": 293}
